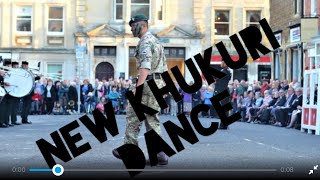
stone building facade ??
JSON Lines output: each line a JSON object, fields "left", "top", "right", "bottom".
{"left": 0, "top": 0, "right": 77, "bottom": 81}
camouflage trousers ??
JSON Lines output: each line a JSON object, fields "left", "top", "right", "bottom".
{"left": 124, "top": 79, "right": 164, "bottom": 146}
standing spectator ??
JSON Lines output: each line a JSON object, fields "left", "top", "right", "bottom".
{"left": 81, "top": 79, "right": 93, "bottom": 111}
{"left": 68, "top": 81, "right": 78, "bottom": 111}
{"left": 108, "top": 86, "right": 120, "bottom": 114}
{"left": 55, "top": 81, "right": 61, "bottom": 102}
{"left": 163, "top": 93, "right": 171, "bottom": 115}
{"left": 84, "top": 92, "right": 96, "bottom": 114}
{"left": 203, "top": 86, "right": 215, "bottom": 118}
{"left": 43, "top": 79, "right": 57, "bottom": 114}
{"left": 116, "top": 82, "right": 126, "bottom": 114}
{"left": 192, "top": 86, "right": 202, "bottom": 109}
{"left": 177, "top": 83, "right": 183, "bottom": 115}
{"left": 58, "top": 80, "right": 69, "bottom": 111}
{"left": 182, "top": 82, "right": 193, "bottom": 116}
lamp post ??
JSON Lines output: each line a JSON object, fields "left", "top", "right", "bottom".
{"left": 76, "top": 45, "right": 85, "bottom": 114}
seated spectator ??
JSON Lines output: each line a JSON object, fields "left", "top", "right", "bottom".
{"left": 52, "top": 102, "right": 64, "bottom": 115}
{"left": 286, "top": 88, "right": 310, "bottom": 129}
{"left": 286, "top": 105, "right": 302, "bottom": 129}
{"left": 266, "top": 89, "right": 287, "bottom": 123}
{"left": 182, "top": 82, "right": 193, "bottom": 116}
{"left": 274, "top": 87, "right": 303, "bottom": 127}
{"left": 247, "top": 90, "right": 273, "bottom": 123}
{"left": 238, "top": 91, "right": 254, "bottom": 122}
{"left": 66, "top": 100, "right": 77, "bottom": 115}
{"left": 96, "top": 97, "right": 107, "bottom": 114}
{"left": 256, "top": 90, "right": 285, "bottom": 124}
{"left": 163, "top": 93, "right": 171, "bottom": 115}
{"left": 203, "top": 86, "right": 215, "bottom": 118}
{"left": 31, "top": 89, "right": 42, "bottom": 115}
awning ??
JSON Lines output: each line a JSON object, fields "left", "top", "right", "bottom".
{"left": 211, "top": 56, "right": 271, "bottom": 63}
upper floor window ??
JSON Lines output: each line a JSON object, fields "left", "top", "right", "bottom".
{"left": 311, "top": 0, "right": 317, "bottom": 17}
{"left": 48, "top": 7, "right": 64, "bottom": 34}
{"left": 164, "top": 47, "right": 185, "bottom": 58}
{"left": 115, "top": 0, "right": 123, "bottom": 20}
{"left": 16, "top": 6, "right": 32, "bottom": 32}
{"left": 131, "top": 0, "right": 150, "bottom": 19}
{"left": 294, "top": 0, "right": 299, "bottom": 15}
{"left": 246, "top": 11, "right": 261, "bottom": 29}
{"left": 94, "top": 46, "right": 117, "bottom": 56}
{"left": 214, "top": 10, "right": 230, "bottom": 36}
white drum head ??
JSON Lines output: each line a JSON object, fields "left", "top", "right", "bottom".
{"left": 4, "top": 68, "right": 34, "bottom": 98}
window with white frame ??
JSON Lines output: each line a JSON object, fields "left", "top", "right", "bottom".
{"left": 47, "top": 63, "right": 63, "bottom": 81}
{"left": 311, "top": 0, "right": 317, "bottom": 17}
{"left": 16, "top": 6, "right": 32, "bottom": 32}
{"left": 294, "top": 0, "right": 299, "bottom": 15}
{"left": 115, "top": 0, "right": 123, "bottom": 20}
{"left": 48, "top": 7, "right": 64, "bottom": 34}
{"left": 246, "top": 10, "right": 261, "bottom": 29}
{"left": 131, "top": 0, "right": 150, "bottom": 19}
{"left": 214, "top": 10, "right": 230, "bottom": 36}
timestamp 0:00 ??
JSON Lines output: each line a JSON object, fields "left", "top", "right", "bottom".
{"left": 11, "top": 167, "right": 26, "bottom": 173}
{"left": 280, "top": 167, "right": 294, "bottom": 173}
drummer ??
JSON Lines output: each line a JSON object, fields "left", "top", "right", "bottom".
{"left": 0, "top": 69, "right": 9, "bottom": 128}
{"left": 1, "top": 60, "right": 13, "bottom": 127}
{"left": 21, "top": 61, "right": 28, "bottom": 69}
{"left": 12, "top": 61, "right": 19, "bottom": 68}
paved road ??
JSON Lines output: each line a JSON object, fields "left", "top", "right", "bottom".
{"left": 0, "top": 114, "right": 320, "bottom": 179}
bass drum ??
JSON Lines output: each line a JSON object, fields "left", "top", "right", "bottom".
{"left": 4, "top": 68, "right": 34, "bottom": 98}
{"left": 0, "top": 86, "right": 6, "bottom": 103}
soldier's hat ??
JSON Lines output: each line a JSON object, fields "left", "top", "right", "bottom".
{"left": 22, "top": 61, "right": 29, "bottom": 65}
{"left": 3, "top": 59, "right": 11, "bottom": 66}
{"left": 129, "top": 14, "right": 148, "bottom": 27}
{"left": 12, "top": 61, "right": 19, "bottom": 66}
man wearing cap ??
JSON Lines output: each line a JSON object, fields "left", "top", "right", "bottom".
{"left": 20, "top": 61, "right": 32, "bottom": 124}
{"left": 0, "top": 65, "right": 10, "bottom": 128}
{"left": 112, "top": 14, "right": 168, "bottom": 165}
{"left": 214, "top": 60, "right": 232, "bottom": 129}
{"left": 1, "top": 60, "right": 15, "bottom": 126}
{"left": 21, "top": 61, "right": 29, "bottom": 69}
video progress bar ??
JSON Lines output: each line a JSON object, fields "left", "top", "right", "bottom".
{"left": 65, "top": 169, "right": 278, "bottom": 172}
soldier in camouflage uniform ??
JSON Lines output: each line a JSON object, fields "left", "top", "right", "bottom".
{"left": 112, "top": 14, "right": 169, "bottom": 165}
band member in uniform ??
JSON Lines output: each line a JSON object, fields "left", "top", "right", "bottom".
{"left": 6, "top": 61, "right": 21, "bottom": 126}
{"left": 112, "top": 14, "right": 168, "bottom": 165}
{"left": 20, "top": 61, "right": 33, "bottom": 124}
{"left": 0, "top": 68, "right": 9, "bottom": 128}
{"left": 214, "top": 60, "right": 232, "bottom": 130}
{"left": 1, "top": 60, "right": 13, "bottom": 126}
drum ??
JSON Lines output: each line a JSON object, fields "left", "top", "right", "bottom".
{"left": 0, "top": 86, "right": 6, "bottom": 103}
{"left": 4, "top": 68, "right": 34, "bottom": 98}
